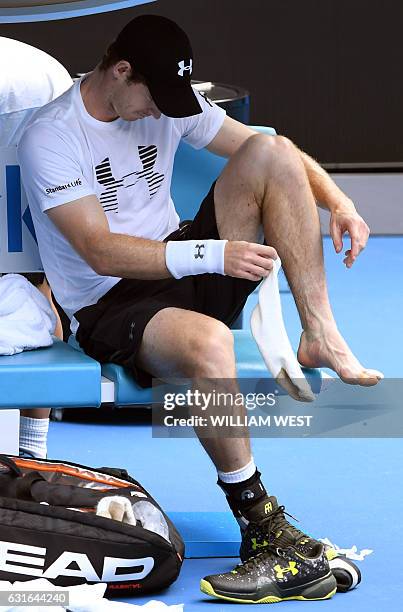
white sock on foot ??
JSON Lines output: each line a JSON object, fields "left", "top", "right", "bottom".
{"left": 19, "top": 416, "right": 49, "bottom": 458}
{"left": 217, "top": 458, "right": 256, "bottom": 484}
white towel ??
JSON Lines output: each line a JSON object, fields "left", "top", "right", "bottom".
{"left": 319, "top": 538, "right": 373, "bottom": 562}
{"left": 96, "top": 496, "right": 137, "bottom": 526}
{"left": 0, "top": 274, "right": 56, "bottom": 355}
{"left": 250, "top": 258, "right": 315, "bottom": 402}
{"left": 0, "top": 579, "right": 184, "bottom": 611}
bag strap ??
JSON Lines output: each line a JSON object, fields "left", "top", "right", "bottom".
{"left": 0, "top": 455, "right": 23, "bottom": 478}
{"left": 96, "top": 466, "right": 130, "bottom": 480}
{"left": 16, "top": 471, "right": 47, "bottom": 501}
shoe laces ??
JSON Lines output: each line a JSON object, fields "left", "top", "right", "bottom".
{"left": 234, "top": 548, "right": 283, "bottom": 575}
{"left": 252, "top": 505, "right": 306, "bottom": 544}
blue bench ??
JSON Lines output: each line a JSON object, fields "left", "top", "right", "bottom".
{"left": 0, "top": 126, "right": 322, "bottom": 411}
{"left": 92, "top": 330, "right": 322, "bottom": 407}
{"left": 0, "top": 339, "right": 100, "bottom": 408}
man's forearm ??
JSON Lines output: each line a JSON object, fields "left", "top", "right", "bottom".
{"left": 93, "top": 232, "right": 171, "bottom": 279}
{"left": 299, "top": 149, "right": 355, "bottom": 213}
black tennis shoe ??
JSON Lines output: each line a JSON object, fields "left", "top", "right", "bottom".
{"left": 240, "top": 495, "right": 320, "bottom": 562}
{"left": 240, "top": 495, "right": 361, "bottom": 593}
{"left": 201, "top": 542, "right": 337, "bottom": 604}
{"left": 327, "top": 552, "right": 362, "bottom": 592}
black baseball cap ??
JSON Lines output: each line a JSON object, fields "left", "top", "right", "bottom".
{"left": 113, "top": 14, "right": 202, "bottom": 118}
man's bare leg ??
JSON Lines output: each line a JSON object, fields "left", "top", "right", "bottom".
{"left": 136, "top": 307, "right": 251, "bottom": 471}
{"left": 136, "top": 307, "right": 317, "bottom": 556}
{"left": 214, "top": 133, "right": 381, "bottom": 385}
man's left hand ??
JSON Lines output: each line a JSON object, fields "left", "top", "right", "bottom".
{"left": 329, "top": 201, "right": 370, "bottom": 268}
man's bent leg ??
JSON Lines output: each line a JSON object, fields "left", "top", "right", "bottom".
{"left": 137, "top": 306, "right": 330, "bottom": 567}
{"left": 214, "top": 133, "right": 381, "bottom": 385}
{"left": 136, "top": 307, "right": 251, "bottom": 471}
{"left": 136, "top": 307, "right": 273, "bottom": 526}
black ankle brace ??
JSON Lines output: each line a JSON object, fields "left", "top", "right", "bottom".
{"left": 218, "top": 469, "right": 267, "bottom": 515}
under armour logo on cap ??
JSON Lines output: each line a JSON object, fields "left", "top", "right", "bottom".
{"left": 113, "top": 16, "right": 202, "bottom": 118}
{"left": 178, "top": 59, "right": 193, "bottom": 77}
{"left": 194, "top": 244, "right": 205, "bottom": 259}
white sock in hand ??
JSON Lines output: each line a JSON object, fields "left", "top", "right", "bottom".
{"left": 250, "top": 257, "right": 315, "bottom": 402}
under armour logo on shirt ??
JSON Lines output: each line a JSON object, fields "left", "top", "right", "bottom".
{"left": 178, "top": 59, "right": 193, "bottom": 77}
{"left": 194, "top": 244, "right": 205, "bottom": 259}
{"left": 95, "top": 146, "right": 164, "bottom": 213}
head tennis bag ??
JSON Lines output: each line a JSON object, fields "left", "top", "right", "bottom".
{"left": 0, "top": 455, "right": 184, "bottom": 597}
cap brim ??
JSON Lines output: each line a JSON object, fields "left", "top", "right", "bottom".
{"left": 148, "top": 81, "right": 203, "bottom": 118}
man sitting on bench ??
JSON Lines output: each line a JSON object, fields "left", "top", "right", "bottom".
{"left": 18, "top": 15, "right": 381, "bottom": 603}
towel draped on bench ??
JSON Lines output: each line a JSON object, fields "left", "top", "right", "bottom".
{"left": 0, "top": 274, "right": 56, "bottom": 355}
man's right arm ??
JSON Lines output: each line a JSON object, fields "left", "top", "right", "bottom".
{"left": 19, "top": 123, "right": 276, "bottom": 283}
{"left": 48, "top": 195, "right": 277, "bottom": 282}
{"left": 47, "top": 195, "right": 171, "bottom": 279}
{"left": 18, "top": 122, "right": 171, "bottom": 280}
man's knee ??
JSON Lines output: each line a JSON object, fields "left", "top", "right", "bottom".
{"left": 218, "top": 133, "right": 303, "bottom": 211}
{"left": 243, "top": 133, "right": 299, "bottom": 171}
{"left": 186, "top": 320, "right": 235, "bottom": 377}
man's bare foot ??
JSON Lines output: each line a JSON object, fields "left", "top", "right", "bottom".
{"left": 297, "top": 328, "right": 384, "bottom": 386}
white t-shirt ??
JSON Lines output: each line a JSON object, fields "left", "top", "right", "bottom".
{"left": 0, "top": 37, "right": 72, "bottom": 146}
{"left": 18, "top": 77, "right": 226, "bottom": 331}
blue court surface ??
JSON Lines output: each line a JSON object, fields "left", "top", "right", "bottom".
{"left": 48, "top": 236, "right": 403, "bottom": 611}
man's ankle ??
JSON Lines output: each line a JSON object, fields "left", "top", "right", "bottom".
{"left": 218, "top": 468, "right": 268, "bottom": 529}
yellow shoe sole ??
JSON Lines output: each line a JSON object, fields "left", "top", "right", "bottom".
{"left": 200, "top": 578, "right": 337, "bottom": 604}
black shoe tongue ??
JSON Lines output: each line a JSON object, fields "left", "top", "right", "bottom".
{"left": 274, "top": 528, "right": 298, "bottom": 548}
{"left": 245, "top": 496, "right": 300, "bottom": 547}
{"left": 265, "top": 496, "right": 279, "bottom": 513}
{"left": 244, "top": 495, "right": 279, "bottom": 522}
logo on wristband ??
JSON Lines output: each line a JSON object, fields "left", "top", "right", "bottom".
{"left": 194, "top": 244, "right": 205, "bottom": 260}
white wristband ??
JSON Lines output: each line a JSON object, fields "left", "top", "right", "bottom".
{"left": 165, "top": 239, "right": 227, "bottom": 279}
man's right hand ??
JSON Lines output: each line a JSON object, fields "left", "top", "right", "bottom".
{"left": 224, "top": 241, "right": 278, "bottom": 281}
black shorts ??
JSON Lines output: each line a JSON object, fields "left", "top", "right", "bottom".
{"left": 21, "top": 273, "right": 46, "bottom": 287}
{"left": 75, "top": 182, "right": 260, "bottom": 388}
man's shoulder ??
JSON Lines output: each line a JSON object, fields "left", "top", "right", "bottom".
{"left": 24, "top": 85, "right": 76, "bottom": 134}
{"left": 19, "top": 86, "right": 79, "bottom": 149}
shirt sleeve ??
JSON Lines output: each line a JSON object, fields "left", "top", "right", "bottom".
{"left": 17, "top": 121, "right": 94, "bottom": 213}
{"left": 176, "top": 87, "right": 226, "bottom": 150}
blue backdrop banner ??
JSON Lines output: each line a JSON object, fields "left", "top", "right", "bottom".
{"left": 0, "top": 0, "right": 155, "bottom": 23}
